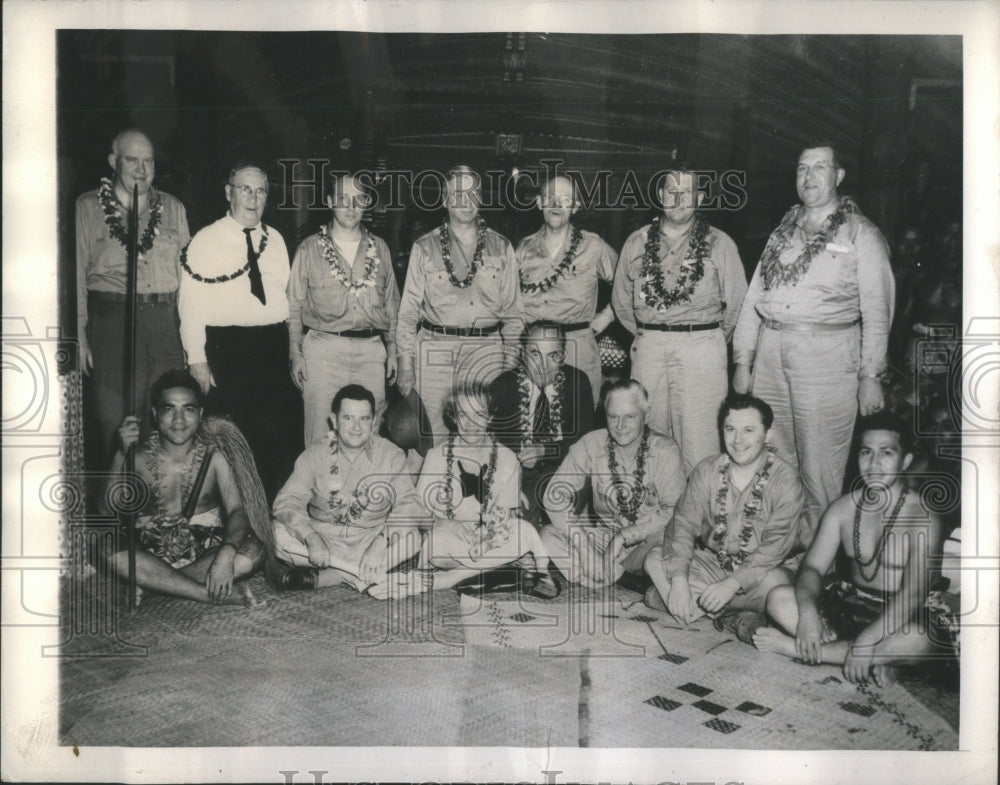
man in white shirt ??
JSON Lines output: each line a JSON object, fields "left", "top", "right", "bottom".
{"left": 179, "top": 163, "right": 302, "bottom": 499}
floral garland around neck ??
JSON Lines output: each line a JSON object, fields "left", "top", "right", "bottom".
{"left": 98, "top": 177, "right": 162, "bottom": 258}
{"left": 520, "top": 225, "right": 583, "bottom": 294}
{"left": 326, "top": 431, "right": 371, "bottom": 525}
{"left": 760, "top": 196, "right": 858, "bottom": 290}
{"left": 640, "top": 215, "right": 710, "bottom": 312}
{"left": 711, "top": 446, "right": 776, "bottom": 572}
{"left": 143, "top": 431, "right": 208, "bottom": 523}
{"left": 517, "top": 367, "right": 564, "bottom": 448}
{"left": 443, "top": 433, "right": 512, "bottom": 558}
{"left": 439, "top": 218, "right": 487, "bottom": 288}
{"left": 606, "top": 426, "right": 651, "bottom": 526}
{"left": 318, "top": 225, "right": 380, "bottom": 297}
{"left": 180, "top": 225, "right": 269, "bottom": 283}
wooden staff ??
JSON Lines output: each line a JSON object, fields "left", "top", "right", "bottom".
{"left": 124, "top": 184, "right": 139, "bottom": 611}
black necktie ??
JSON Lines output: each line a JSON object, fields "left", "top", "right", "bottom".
{"left": 243, "top": 228, "right": 266, "bottom": 305}
{"left": 533, "top": 389, "right": 551, "bottom": 441}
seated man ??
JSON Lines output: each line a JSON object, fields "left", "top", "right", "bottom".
{"left": 272, "top": 384, "right": 425, "bottom": 597}
{"left": 490, "top": 321, "right": 594, "bottom": 523}
{"left": 645, "top": 394, "right": 804, "bottom": 629}
{"left": 106, "top": 369, "right": 270, "bottom": 606}
{"left": 541, "top": 379, "right": 685, "bottom": 588}
{"left": 754, "top": 412, "right": 954, "bottom": 685}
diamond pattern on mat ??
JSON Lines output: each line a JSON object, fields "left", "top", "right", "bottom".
{"left": 735, "top": 700, "right": 772, "bottom": 717}
{"left": 644, "top": 696, "right": 682, "bottom": 712}
{"left": 677, "top": 682, "right": 713, "bottom": 697}
{"left": 703, "top": 718, "right": 741, "bottom": 734}
{"left": 630, "top": 614, "right": 658, "bottom": 623}
{"left": 658, "top": 652, "right": 689, "bottom": 664}
{"left": 692, "top": 699, "right": 727, "bottom": 716}
{"left": 508, "top": 613, "right": 536, "bottom": 623}
{"left": 839, "top": 701, "right": 876, "bottom": 717}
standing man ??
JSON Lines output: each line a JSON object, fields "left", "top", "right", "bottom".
{"left": 612, "top": 165, "right": 747, "bottom": 474}
{"left": 287, "top": 173, "right": 400, "bottom": 445}
{"left": 490, "top": 321, "right": 594, "bottom": 523}
{"left": 76, "top": 128, "right": 190, "bottom": 460}
{"left": 395, "top": 165, "right": 522, "bottom": 444}
{"left": 516, "top": 175, "right": 618, "bottom": 400}
{"left": 733, "top": 144, "right": 893, "bottom": 547}
{"left": 179, "top": 163, "right": 301, "bottom": 500}
{"left": 541, "top": 380, "right": 686, "bottom": 588}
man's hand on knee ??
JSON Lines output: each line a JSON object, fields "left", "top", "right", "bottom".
{"left": 698, "top": 576, "right": 739, "bottom": 614}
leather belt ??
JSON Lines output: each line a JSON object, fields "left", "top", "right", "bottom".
{"left": 636, "top": 321, "right": 719, "bottom": 332}
{"left": 560, "top": 321, "right": 592, "bottom": 332}
{"left": 90, "top": 290, "right": 177, "bottom": 305}
{"left": 762, "top": 318, "right": 860, "bottom": 333}
{"left": 319, "top": 328, "right": 383, "bottom": 339}
{"left": 419, "top": 320, "right": 501, "bottom": 337}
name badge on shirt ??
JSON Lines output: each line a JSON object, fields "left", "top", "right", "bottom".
{"left": 825, "top": 242, "right": 851, "bottom": 253}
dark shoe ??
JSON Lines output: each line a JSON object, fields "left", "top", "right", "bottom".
{"left": 714, "top": 610, "right": 768, "bottom": 645}
{"left": 616, "top": 571, "right": 653, "bottom": 595}
{"left": 644, "top": 586, "right": 667, "bottom": 612}
{"left": 521, "top": 568, "right": 561, "bottom": 600}
{"left": 455, "top": 567, "right": 522, "bottom": 596}
{"left": 279, "top": 566, "right": 319, "bottom": 591}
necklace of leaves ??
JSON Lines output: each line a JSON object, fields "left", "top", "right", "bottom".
{"left": 760, "top": 196, "right": 858, "bottom": 290}
{"left": 711, "top": 446, "right": 776, "bottom": 573}
{"left": 98, "top": 177, "right": 163, "bottom": 257}
{"left": 443, "top": 433, "right": 498, "bottom": 523}
{"left": 439, "top": 218, "right": 487, "bottom": 288}
{"left": 317, "top": 224, "right": 380, "bottom": 297}
{"left": 516, "top": 367, "right": 565, "bottom": 448}
{"left": 852, "top": 486, "right": 908, "bottom": 583}
{"left": 519, "top": 224, "right": 583, "bottom": 294}
{"left": 180, "top": 225, "right": 269, "bottom": 284}
{"left": 327, "top": 431, "right": 371, "bottom": 525}
{"left": 640, "top": 214, "right": 710, "bottom": 311}
{"left": 143, "top": 432, "right": 208, "bottom": 524}
{"left": 606, "top": 426, "right": 651, "bottom": 526}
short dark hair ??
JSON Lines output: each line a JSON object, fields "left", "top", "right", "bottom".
{"left": 150, "top": 369, "right": 204, "bottom": 409}
{"left": 520, "top": 320, "right": 567, "bottom": 351}
{"left": 857, "top": 411, "right": 914, "bottom": 456}
{"left": 442, "top": 381, "right": 491, "bottom": 435}
{"left": 332, "top": 384, "right": 375, "bottom": 416}
{"left": 717, "top": 393, "right": 774, "bottom": 435}
{"left": 798, "top": 142, "right": 843, "bottom": 170}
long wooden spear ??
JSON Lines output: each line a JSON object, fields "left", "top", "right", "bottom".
{"left": 124, "top": 184, "right": 139, "bottom": 612}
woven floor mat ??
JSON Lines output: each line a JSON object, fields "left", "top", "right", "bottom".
{"left": 458, "top": 598, "right": 959, "bottom": 750}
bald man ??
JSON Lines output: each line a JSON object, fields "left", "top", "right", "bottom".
{"left": 516, "top": 175, "right": 618, "bottom": 401}
{"left": 76, "top": 128, "right": 191, "bottom": 461}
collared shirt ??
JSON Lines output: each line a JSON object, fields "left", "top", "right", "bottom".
{"left": 273, "top": 434, "right": 420, "bottom": 543}
{"left": 544, "top": 428, "right": 686, "bottom": 543}
{"left": 178, "top": 214, "right": 291, "bottom": 365}
{"left": 286, "top": 226, "right": 400, "bottom": 354}
{"left": 733, "top": 202, "right": 894, "bottom": 376}
{"left": 415, "top": 439, "right": 521, "bottom": 522}
{"left": 662, "top": 452, "right": 804, "bottom": 591}
{"left": 75, "top": 186, "right": 190, "bottom": 332}
{"left": 612, "top": 221, "right": 747, "bottom": 339}
{"left": 395, "top": 225, "right": 523, "bottom": 359}
{"left": 516, "top": 226, "right": 618, "bottom": 331}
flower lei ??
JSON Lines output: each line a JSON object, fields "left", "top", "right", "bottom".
{"left": 760, "top": 196, "right": 858, "bottom": 290}
{"left": 98, "top": 177, "right": 162, "bottom": 258}
{"left": 711, "top": 446, "right": 776, "bottom": 572}
{"left": 640, "top": 215, "right": 710, "bottom": 312}
{"left": 606, "top": 426, "right": 650, "bottom": 526}
{"left": 519, "top": 225, "right": 583, "bottom": 294}
{"left": 444, "top": 434, "right": 511, "bottom": 557}
{"left": 443, "top": 433, "right": 499, "bottom": 522}
{"left": 517, "top": 367, "right": 565, "bottom": 448}
{"left": 327, "top": 431, "right": 371, "bottom": 525}
{"left": 143, "top": 432, "right": 209, "bottom": 525}
{"left": 180, "top": 225, "right": 269, "bottom": 283}
{"left": 439, "top": 218, "right": 487, "bottom": 288}
{"left": 317, "top": 225, "right": 380, "bottom": 298}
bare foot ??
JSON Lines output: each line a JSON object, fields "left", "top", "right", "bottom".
{"left": 752, "top": 626, "right": 797, "bottom": 657}
{"left": 871, "top": 664, "right": 898, "bottom": 688}
{"left": 368, "top": 572, "right": 426, "bottom": 601}
{"left": 222, "top": 583, "right": 266, "bottom": 608}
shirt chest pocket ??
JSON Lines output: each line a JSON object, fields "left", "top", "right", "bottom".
{"left": 427, "top": 269, "right": 461, "bottom": 309}
{"left": 307, "top": 272, "right": 352, "bottom": 318}
{"left": 474, "top": 255, "right": 506, "bottom": 310}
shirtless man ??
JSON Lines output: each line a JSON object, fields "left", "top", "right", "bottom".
{"left": 107, "top": 369, "right": 265, "bottom": 605}
{"left": 754, "top": 412, "right": 951, "bottom": 684}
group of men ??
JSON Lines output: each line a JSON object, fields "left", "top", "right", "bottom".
{"left": 81, "top": 128, "right": 951, "bottom": 683}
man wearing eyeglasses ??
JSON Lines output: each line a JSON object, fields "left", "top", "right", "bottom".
{"left": 75, "top": 128, "right": 191, "bottom": 463}
{"left": 612, "top": 163, "right": 747, "bottom": 475}
{"left": 179, "top": 163, "right": 301, "bottom": 500}
{"left": 489, "top": 321, "right": 594, "bottom": 524}
{"left": 395, "top": 165, "right": 523, "bottom": 444}
{"left": 515, "top": 175, "right": 618, "bottom": 402}
{"left": 287, "top": 174, "right": 400, "bottom": 445}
